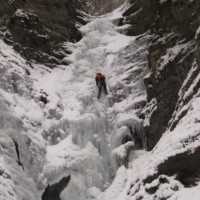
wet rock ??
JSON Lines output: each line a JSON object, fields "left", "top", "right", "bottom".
{"left": 25, "top": 68, "right": 30, "bottom": 76}
{"left": 122, "top": 2, "right": 200, "bottom": 197}
{"left": 196, "top": 27, "right": 200, "bottom": 66}
{"left": 80, "top": 0, "right": 125, "bottom": 15}
{"left": 39, "top": 90, "right": 48, "bottom": 105}
{"left": 157, "top": 145, "right": 200, "bottom": 186}
{"left": 124, "top": 0, "right": 200, "bottom": 150}
{"left": 0, "top": 0, "right": 86, "bottom": 64}
{"left": 123, "top": 0, "right": 159, "bottom": 36}
{"left": 145, "top": 42, "right": 196, "bottom": 149}
{"left": 42, "top": 175, "right": 71, "bottom": 200}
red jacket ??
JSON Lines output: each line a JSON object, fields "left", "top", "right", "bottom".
{"left": 95, "top": 73, "right": 105, "bottom": 86}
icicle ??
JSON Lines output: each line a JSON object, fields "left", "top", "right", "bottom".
{"left": 111, "top": 141, "right": 135, "bottom": 172}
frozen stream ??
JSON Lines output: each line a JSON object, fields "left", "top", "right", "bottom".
{"left": 36, "top": 8, "right": 148, "bottom": 199}
{"left": 0, "top": 6, "right": 148, "bottom": 200}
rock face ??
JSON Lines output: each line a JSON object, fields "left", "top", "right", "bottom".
{"left": 123, "top": 0, "right": 159, "bottom": 36}
{"left": 120, "top": 0, "right": 200, "bottom": 198}
{"left": 0, "top": 0, "right": 86, "bottom": 64}
{"left": 42, "top": 175, "right": 71, "bottom": 200}
{"left": 124, "top": 0, "right": 200, "bottom": 150}
{"left": 80, "top": 0, "right": 125, "bottom": 15}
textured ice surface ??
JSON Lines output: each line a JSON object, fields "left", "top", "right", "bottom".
{"left": 0, "top": 4, "right": 149, "bottom": 200}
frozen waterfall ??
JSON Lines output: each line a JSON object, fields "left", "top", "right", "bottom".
{"left": 0, "top": 5, "right": 148, "bottom": 200}
{"left": 39, "top": 8, "right": 148, "bottom": 199}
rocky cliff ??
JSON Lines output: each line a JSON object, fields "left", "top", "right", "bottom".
{"left": 80, "top": 0, "right": 125, "bottom": 15}
{"left": 124, "top": 0, "right": 200, "bottom": 150}
{"left": 0, "top": 0, "right": 86, "bottom": 64}
{"left": 118, "top": 0, "right": 200, "bottom": 198}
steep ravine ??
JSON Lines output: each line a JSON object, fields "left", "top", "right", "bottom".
{"left": 0, "top": 4, "right": 149, "bottom": 200}
{"left": 36, "top": 9, "right": 149, "bottom": 199}
{"left": 0, "top": 0, "right": 86, "bottom": 64}
{"left": 1, "top": 0, "right": 200, "bottom": 200}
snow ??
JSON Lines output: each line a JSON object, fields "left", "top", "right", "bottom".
{"left": 0, "top": 33, "right": 46, "bottom": 200}
{"left": 111, "top": 141, "right": 135, "bottom": 172}
{"left": 1, "top": 0, "right": 200, "bottom": 199}
{"left": 160, "top": 0, "right": 168, "bottom": 4}
{"left": 99, "top": 166, "right": 128, "bottom": 200}
{"left": 102, "top": 70, "right": 200, "bottom": 200}
{"left": 195, "top": 26, "right": 200, "bottom": 40}
{"left": 158, "top": 41, "right": 193, "bottom": 72}
{"left": 0, "top": 3, "right": 151, "bottom": 200}
{"left": 15, "top": 9, "right": 29, "bottom": 19}
{"left": 169, "top": 183, "right": 200, "bottom": 200}
{"left": 34, "top": 7, "right": 147, "bottom": 199}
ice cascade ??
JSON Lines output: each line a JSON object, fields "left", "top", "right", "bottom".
{"left": 0, "top": 6, "right": 148, "bottom": 200}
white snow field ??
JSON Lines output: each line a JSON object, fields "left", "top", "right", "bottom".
{"left": 1, "top": 2, "right": 200, "bottom": 200}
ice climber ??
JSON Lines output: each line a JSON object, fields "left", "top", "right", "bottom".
{"left": 95, "top": 72, "right": 108, "bottom": 99}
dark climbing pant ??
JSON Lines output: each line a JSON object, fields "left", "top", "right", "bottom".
{"left": 98, "top": 83, "right": 108, "bottom": 99}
